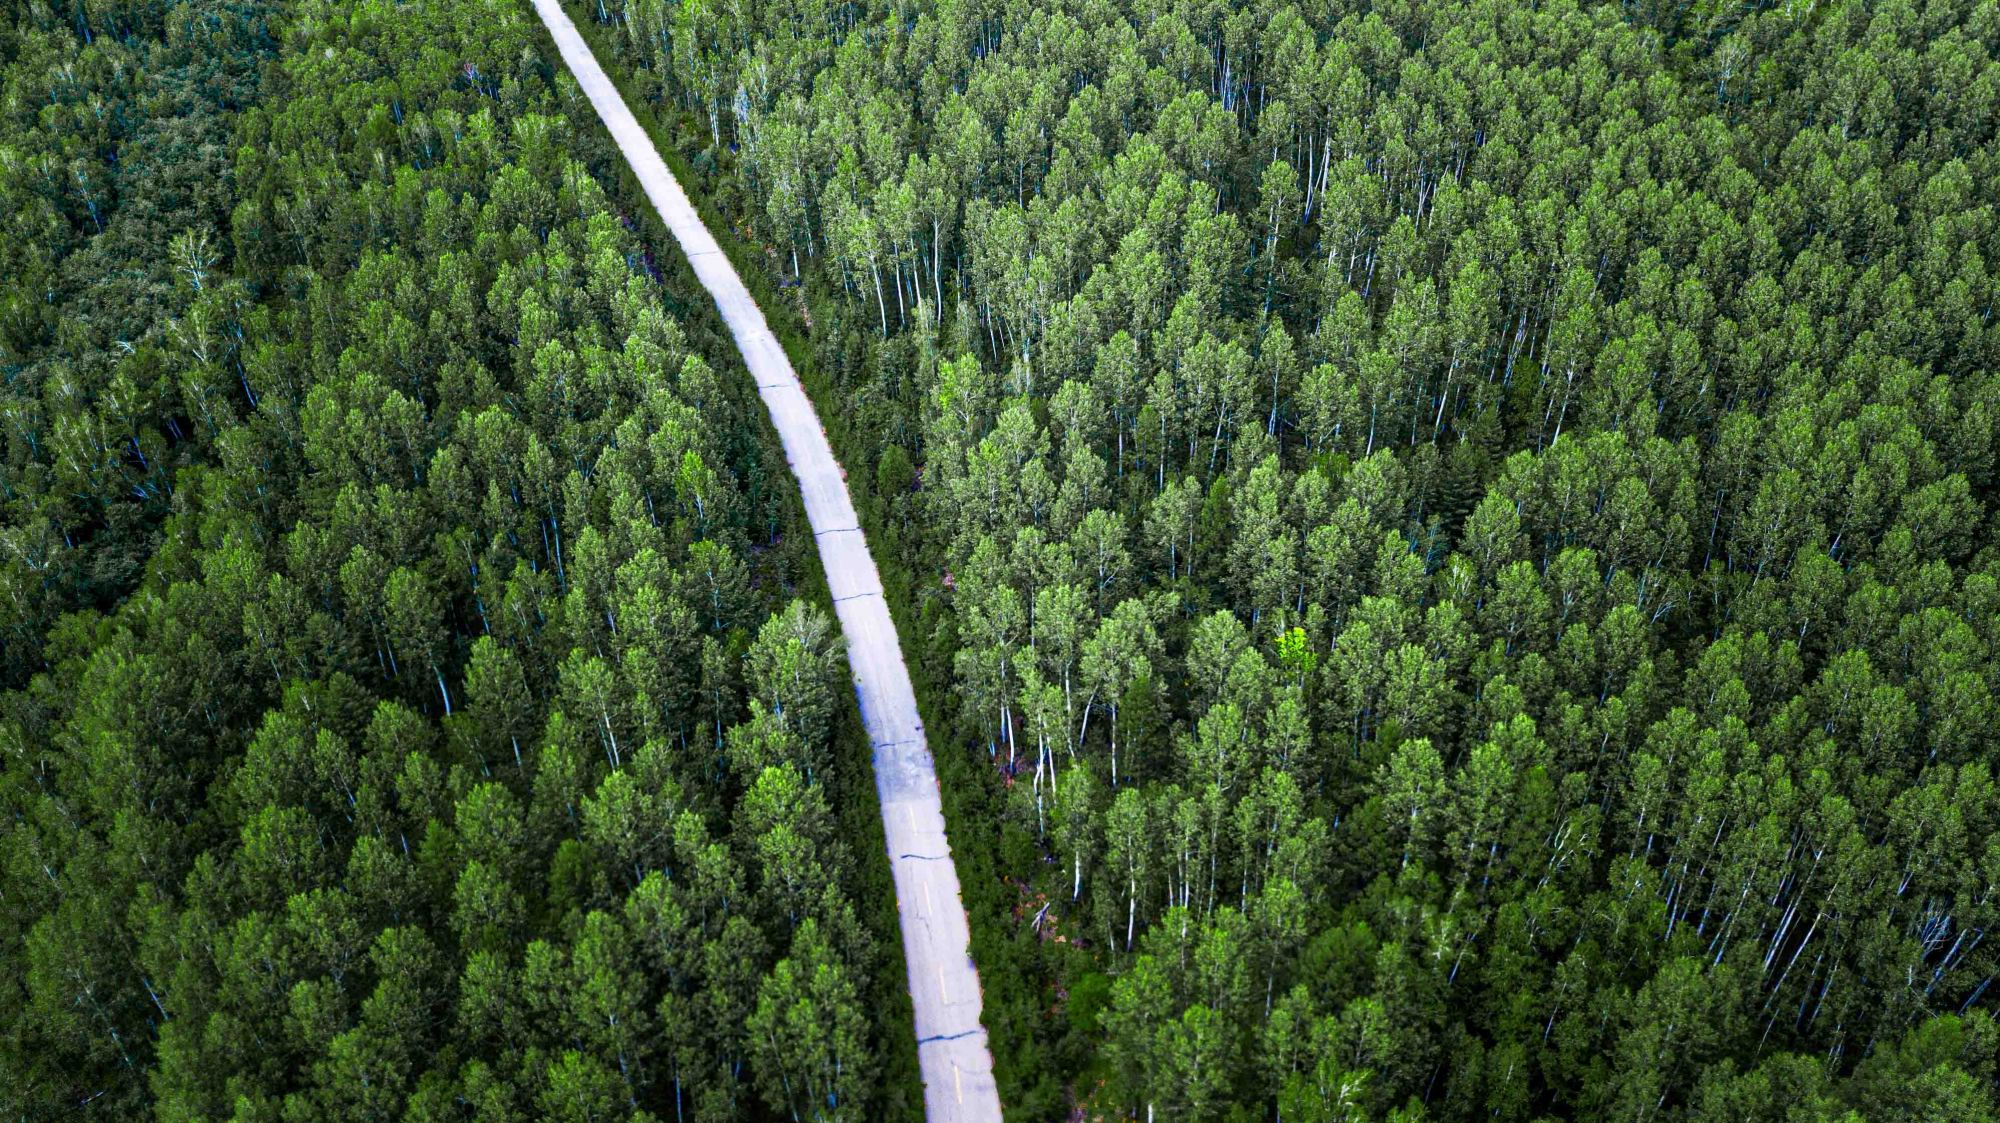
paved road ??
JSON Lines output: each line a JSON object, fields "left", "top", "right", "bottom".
{"left": 527, "top": 3, "right": 1002, "bottom": 1120}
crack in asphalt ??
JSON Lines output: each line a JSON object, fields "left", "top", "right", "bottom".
{"left": 918, "top": 1030, "right": 985, "bottom": 1045}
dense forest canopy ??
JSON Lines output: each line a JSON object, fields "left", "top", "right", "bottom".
{"left": 2, "top": 1, "right": 911, "bottom": 1119}
{"left": 566, "top": 0, "right": 2000, "bottom": 1118}
{"left": 6, "top": 0, "right": 2000, "bottom": 1119}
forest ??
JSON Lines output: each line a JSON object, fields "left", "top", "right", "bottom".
{"left": 4, "top": 0, "right": 2000, "bottom": 1120}
{"left": 1, "top": 1, "right": 914, "bottom": 1119}
{"left": 567, "top": 0, "right": 2000, "bottom": 1118}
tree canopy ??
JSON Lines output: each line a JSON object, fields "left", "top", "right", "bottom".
{"left": 570, "top": 0, "right": 2000, "bottom": 1118}
{"left": 1, "top": 2, "right": 904, "bottom": 1119}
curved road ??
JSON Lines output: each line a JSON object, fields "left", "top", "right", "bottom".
{"left": 527, "top": 3, "right": 1003, "bottom": 1120}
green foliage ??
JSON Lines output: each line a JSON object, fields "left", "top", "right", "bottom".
{"left": 568, "top": 0, "right": 2000, "bottom": 1116}
{"left": 0, "top": 1, "right": 905, "bottom": 1117}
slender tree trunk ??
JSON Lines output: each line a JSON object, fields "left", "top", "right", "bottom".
{"left": 870, "top": 260, "right": 888, "bottom": 336}
{"left": 1109, "top": 700, "right": 1119, "bottom": 786}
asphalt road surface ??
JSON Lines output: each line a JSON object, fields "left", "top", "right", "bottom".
{"left": 527, "top": 3, "right": 1003, "bottom": 1120}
